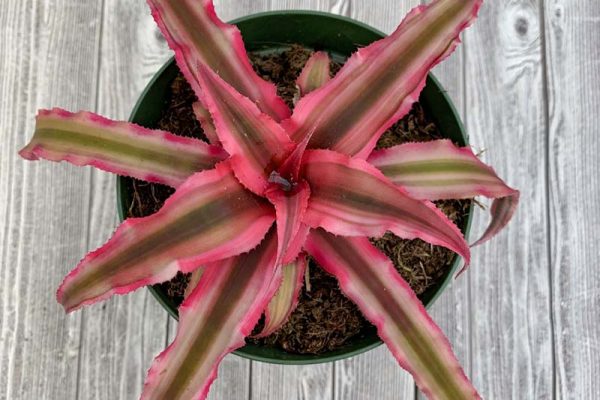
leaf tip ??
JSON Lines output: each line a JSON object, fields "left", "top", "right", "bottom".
{"left": 18, "top": 144, "right": 37, "bottom": 160}
{"left": 56, "top": 283, "right": 77, "bottom": 313}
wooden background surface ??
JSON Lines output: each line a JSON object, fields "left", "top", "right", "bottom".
{"left": 0, "top": 0, "right": 598, "bottom": 399}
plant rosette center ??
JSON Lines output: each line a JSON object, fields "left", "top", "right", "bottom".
{"left": 268, "top": 171, "right": 296, "bottom": 192}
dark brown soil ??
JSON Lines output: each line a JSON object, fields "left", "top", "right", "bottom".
{"left": 124, "top": 45, "right": 470, "bottom": 355}
{"left": 252, "top": 261, "right": 367, "bottom": 354}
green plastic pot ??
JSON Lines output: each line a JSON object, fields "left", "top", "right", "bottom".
{"left": 117, "top": 10, "right": 473, "bottom": 365}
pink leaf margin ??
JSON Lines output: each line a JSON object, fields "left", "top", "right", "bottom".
{"left": 265, "top": 181, "right": 311, "bottom": 265}
{"left": 295, "top": 51, "right": 331, "bottom": 99}
{"left": 254, "top": 255, "right": 307, "bottom": 338}
{"left": 141, "top": 230, "right": 279, "bottom": 400}
{"left": 196, "top": 64, "right": 295, "bottom": 195}
{"left": 368, "top": 139, "right": 520, "bottom": 246}
{"left": 284, "top": 0, "right": 483, "bottom": 159}
{"left": 20, "top": 108, "right": 227, "bottom": 187}
{"left": 146, "top": 0, "right": 290, "bottom": 121}
{"left": 301, "top": 149, "right": 471, "bottom": 265}
{"left": 305, "top": 230, "right": 480, "bottom": 399}
{"left": 57, "top": 161, "right": 274, "bottom": 312}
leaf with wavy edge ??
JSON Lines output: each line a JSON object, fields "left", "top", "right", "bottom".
{"left": 196, "top": 64, "right": 295, "bottom": 195}
{"left": 142, "top": 229, "right": 278, "bottom": 400}
{"left": 192, "top": 102, "right": 220, "bottom": 145}
{"left": 304, "top": 230, "right": 480, "bottom": 399}
{"left": 284, "top": 0, "right": 482, "bottom": 158}
{"left": 265, "top": 182, "right": 311, "bottom": 265}
{"left": 57, "top": 161, "right": 274, "bottom": 312}
{"left": 19, "top": 109, "right": 227, "bottom": 188}
{"left": 295, "top": 51, "right": 331, "bottom": 100}
{"left": 146, "top": 0, "right": 289, "bottom": 121}
{"left": 471, "top": 194, "right": 519, "bottom": 247}
{"left": 302, "top": 149, "right": 470, "bottom": 264}
{"left": 368, "top": 139, "right": 519, "bottom": 245}
{"left": 254, "top": 255, "right": 307, "bottom": 338}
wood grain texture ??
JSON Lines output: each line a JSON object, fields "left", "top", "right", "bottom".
{"left": 4, "top": 0, "right": 600, "bottom": 399}
{"left": 250, "top": 361, "right": 332, "bottom": 400}
{"left": 415, "top": 0, "right": 473, "bottom": 396}
{"left": 0, "top": 1, "right": 102, "bottom": 399}
{"left": 465, "top": 1, "right": 554, "bottom": 398}
{"left": 334, "top": 349, "right": 415, "bottom": 400}
{"left": 165, "top": 315, "right": 251, "bottom": 400}
{"left": 328, "top": 1, "right": 417, "bottom": 399}
{"left": 74, "top": 0, "right": 172, "bottom": 398}
{"left": 544, "top": 1, "right": 600, "bottom": 398}
{"left": 217, "top": 2, "right": 337, "bottom": 399}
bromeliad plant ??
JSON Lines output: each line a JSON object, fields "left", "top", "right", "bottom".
{"left": 20, "top": 0, "right": 519, "bottom": 398}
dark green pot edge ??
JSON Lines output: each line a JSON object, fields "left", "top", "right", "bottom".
{"left": 116, "top": 10, "right": 473, "bottom": 365}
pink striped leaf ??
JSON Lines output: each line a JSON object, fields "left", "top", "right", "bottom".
{"left": 471, "top": 194, "right": 519, "bottom": 246}
{"left": 283, "top": 0, "right": 482, "bottom": 158}
{"left": 295, "top": 51, "right": 331, "bottom": 100}
{"left": 142, "top": 229, "right": 279, "bottom": 400}
{"left": 183, "top": 267, "right": 205, "bottom": 299}
{"left": 302, "top": 150, "right": 470, "bottom": 264}
{"left": 305, "top": 230, "right": 480, "bottom": 399}
{"left": 146, "top": 0, "right": 289, "bottom": 121}
{"left": 265, "top": 181, "right": 311, "bottom": 265}
{"left": 57, "top": 161, "right": 274, "bottom": 312}
{"left": 277, "top": 129, "right": 314, "bottom": 184}
{"left": 19, "top": 109, "right": 227, "bottom": 188}
{"left": 196, "top": 64, "right": 295, "bottom": 195}
{"left": 192, "top": 102, "right": 220, "bottom": 145}
{"left": 368, "top": 139, "right": 519, "bottom": 245}
{"left": 254, "top": 255, "right": 307, "bottom": 338}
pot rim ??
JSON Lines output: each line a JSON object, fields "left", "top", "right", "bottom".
{"left": 117, "top": 10, "right": 473, "bottom": 365}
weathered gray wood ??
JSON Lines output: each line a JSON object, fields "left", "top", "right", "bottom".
{"left": 544, "top": 1, "right": 600, "bottom": 398}
{"left": 74, "top": 0, "right": 172, "bottom": 398}
{"left": 328, "top": 1, "right": 418, "bottom": 399}
{"left": 335, "top": 350, "right": 415, "bottom": 400}
{"left": 250, "top": 362, "right": 332, "bottom": 400}
{"left": 418, "top": 60, "right": 474, "bottom": 399}
{"left": 219, "top": 1, "right": 337, "bottom": 398}
{"left": 415, "top": 0, "right": 473, "bottom": 396}
{"left": 166, "top": 315, "right": 252, "bottom": 400}
{"left": 0, "top": 1, "right": 103, "bottom": 399}
{"left": 6, "top": 0, "right": 600, "bottom": 399}
{"left": 465, "top": 1, "right": 553, "bottom": 398}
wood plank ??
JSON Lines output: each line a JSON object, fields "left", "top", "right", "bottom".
{"left": 0, "top": 1, "right": 572, "bottom": 400}
{"left": 228, "top": 2, "right": 424, "bottom": 398}
{"left": 203, "top": 4, "right": 333, "bottom": 400}
{"left": 334, "top": 2, "right": 474, "bottom": 398}
{"left": 335, "top": 350, "right": 414, "bottom": 400}
{"left": 166, "top": 318, "right": 252, "bottom": 400}
{"left": 214, "top": 2, "right": 337, "bottom": 399}
{"left": 464, "top": 1, "right": 553, "bottom": 398}
{"left": 544, "top": 1, "right": 600, "bottom": 398}
{"left": 417, "top": 60, "right": 473, "bottom": 399}
{"left": 329, "top": 1, "right": 418, "bottom": 399}
{"left": 74, "top": 0, "right": 173, "bottom": 398}
{"left": 250, "top": 361, "right": 332, "bottom": 400}
{"left": 415, "top": 0, "right": 473, "bottom": 397}
{"left": 0, "top": 1, "right": 103, "bottom": 399}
